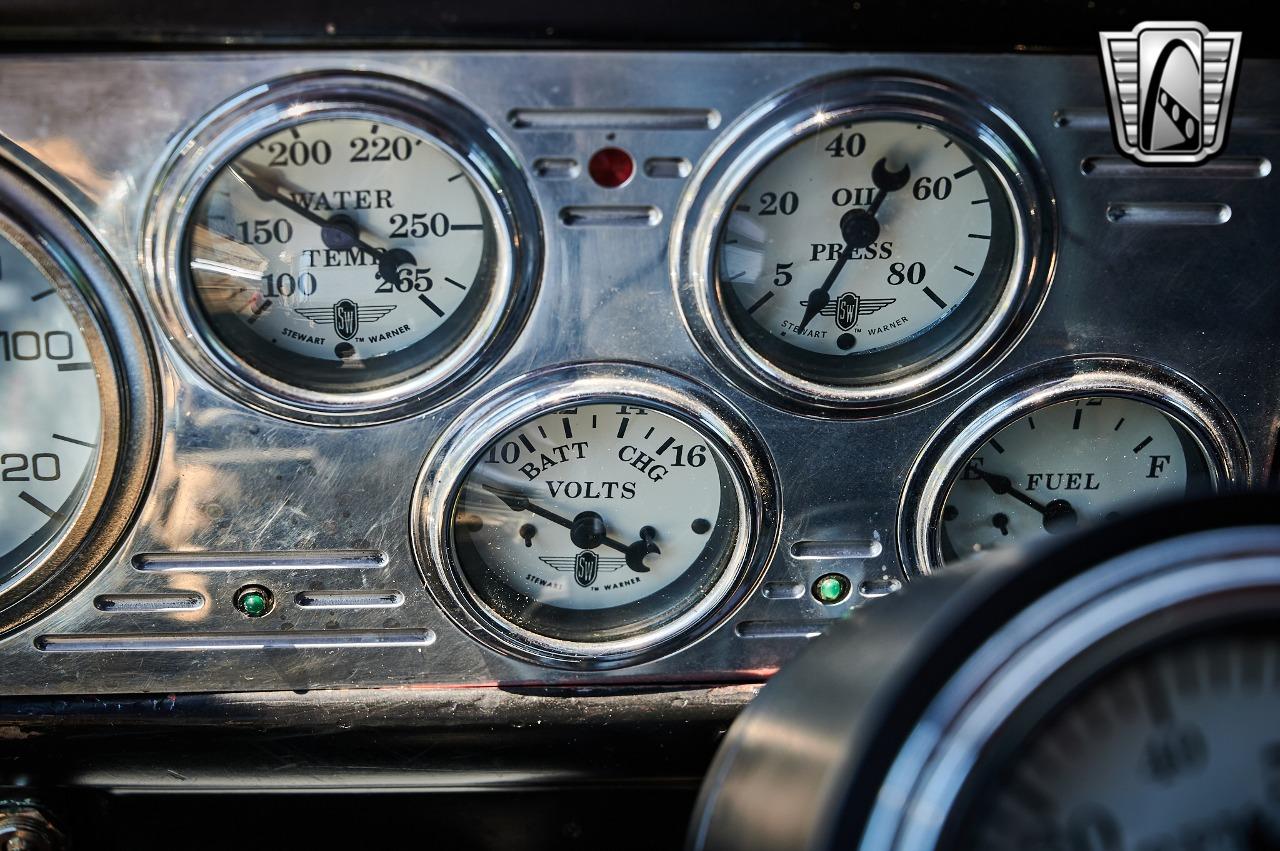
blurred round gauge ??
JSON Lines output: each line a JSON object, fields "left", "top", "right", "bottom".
{"left": 0, "top": 163, "right": 155, "bottom": 634}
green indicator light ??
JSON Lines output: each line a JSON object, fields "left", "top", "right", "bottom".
{"left": 235, "top": 585, "right": 273, "bottom": 618}
{"left": 813, "top": 573, "right": 851, "bottom": 605}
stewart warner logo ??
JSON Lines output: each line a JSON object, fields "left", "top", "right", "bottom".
{"left": 295, "top": 300, "right": 397, "bottom": 341}
{"left": 799, "top": 292, "right": 896, "bottom": 331}
{"left": 1099, "top": 21, "right": 1242, "bottom": 164}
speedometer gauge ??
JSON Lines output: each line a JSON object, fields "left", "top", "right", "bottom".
{"left": 0, "top": 161, "right": 155, "bottom": 636}
{"left": 149, "top": 74, "right": 539, "bottom": 424}
{"left": 414, "top": 364, "right": 777, "bottom": 668}
{"left": 675, "top": 76, "right": 1053, "bottom": 414}
{"left": 0, "top": 227, "right": 104, "bottom": 579}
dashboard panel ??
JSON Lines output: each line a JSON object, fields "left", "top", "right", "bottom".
{"left": 0, "top": 49, "right": 1277, "bottom": 700}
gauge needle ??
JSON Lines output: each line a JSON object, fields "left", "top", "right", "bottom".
{"left": 482, "top": 484, "right": 661, "bottom": 572}
{"left": 229, "top": 163, "right": 418, "bottom": 288}
{"left": 795, "top": 157, "right": 911, "bottom": 334}
{"left": 967, "top": 466, "right": 1078, "bottom": 534}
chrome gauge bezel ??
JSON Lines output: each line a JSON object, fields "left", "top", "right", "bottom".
{"left": 861, "top": 526, "right": 1280, "bottom": 851}
{"left": 411, "top": 362, "right": 780, "bottom": 669}
{"left": 899, "top": 355, "right": 1249, "bottom": 576}
{"left": 145, "top": 71, "right": 541, "bottom": 426}
{"left": 672, "top": 74, "right": 1055, "bottom": 416}
{"left": 0, "top": 159, "right": 157, "bottom": 636}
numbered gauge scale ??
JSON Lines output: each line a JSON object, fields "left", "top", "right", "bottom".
{"left": 413, "top": 365, "right": 777, "bottom": 667}
{"left": 0, "top": 162, "right": 155, "bottom": 635}
{"left": 675, "top": 76, "right": 1053, "bottom": 414}
{"left": 898, "top": 357, "right": 1247, "bottom": 574}
{"left": 148, "top": 74, "right": 538, "bottom": 423}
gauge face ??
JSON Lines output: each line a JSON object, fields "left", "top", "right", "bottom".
{"left": 449, "top": 402, "right": 744, "bottom": 645}
{"left": 0, "top": 230, "right": 104, "bottom": 584}
{"left": 957, "top": 632, "right": 1280, "bottom": 850}
{"left": 940, "top": 397, "right": 1213, "bottom": 564}
{"left": 716, "top": 119, "right": 1016, "bottom": 384}
{"left": 186, "top": 116, "right": 502, "bottom": 393}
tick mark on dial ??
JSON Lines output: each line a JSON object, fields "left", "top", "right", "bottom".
{"left": 747, "top": 291, "right": 774, "bottom": 314}
{"left": 52, "top": 433, "right": 96, "bottom": 448}
{"left": 1133, "top": 435, "right": 1154, "bottom": 453}
{"left": 519, "top": 434, "right": 536, "bottom": 453}
{"left": 30, "top": 289, "right": 54, "bottom": 301}
{"left": 1114, "top": 417, "right": 1126, "bottom": 431}
{"left": 445, "top": 277, "right": 467, "bottom": 290}
{"left": 1073, "top": 409, "right": 1083, "bottom": 430}
{"left": 990, "top": 438, "right": 1006, "bottom": 454}
{"left": 922, "top": 286, "right": 947, "bottom": 309}
{"left": 418, "top": 293, "right": 445, "bottom": 317}
{"left": 561, "top": 417, "right": 573, "bottom": 439}
{"left": 55, "top": 362, "right": 92, "bottom": 372}
{"left": 656, "top": 437, "right": 674, "bottom": 455}
{"left": 19, "top": 490, "right": 65, "bottom": 520}
{"left": 953, "top": 164, "right": 978, "bottom": 179}
{"left": 953, "top": 265, "right": 975, "bottom": 276}
{"left": 617, "top": 417, "right": 630, "bottom": 439}
{"left": 451, "top": 224, "right": 484, "bottom": 231}
{"left": 447, "top": 172, "right": 465, "bottom": 182}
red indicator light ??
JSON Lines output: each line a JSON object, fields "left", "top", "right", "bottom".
{"left": 588, "top": 147, "right": 634, "bottom": 188}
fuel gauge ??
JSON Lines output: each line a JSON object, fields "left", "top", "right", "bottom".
{"left": 899, "top": 357, "right": 1246, "bottom": 574}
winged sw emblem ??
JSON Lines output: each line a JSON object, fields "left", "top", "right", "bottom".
{"left": 294, "top": 299, "right": 397, "bottom": 341}
{"left": 539, "top": 554, "right": 627, "bottom": 588}
{"left": 798, "top": 292, "right": 896, "bottom": 331}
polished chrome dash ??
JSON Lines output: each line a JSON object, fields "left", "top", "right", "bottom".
{"left": 643, "top": 157, "right": 692, "bottom": 179}
{"left": 1081, "top": 156, "right": 1271, "bottom": 179}
{"left": 761, "top": 581, "right": 805, "bottom": 600}
{"left": 34, "top": 629, "right": 434, "bottom": 652}
{"left": 790, "top": 539, "right": 884, "bottom": 560}
{"left": 294, "top": 590, "right": 405, "bottom": 609}
{"left": 93, "top": 593, "right": 205, "bottom": 613}
{"left": 132, "top": 550, "right": 388, "bottom": 572}
{"left": 735, "top": 621, "right": 826, "bottom": 640}
{"left": 532, "top": 157, "right": 581, "bottom": 180}
{"left": 508, "top": 108, "right": 720, "bottom": 131}
{"left": 1105, "top": 202, "right": 1232, "bottom": 225}
{"left": 559, "top": 206, "right": 662, "bottom": 227}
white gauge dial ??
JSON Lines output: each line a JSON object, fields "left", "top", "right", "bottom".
{"left": 0, "top": 232, "right": 103, "bottom": 578}
{"left": 716, "top": 119, "right": 1015, "bottom": 380}
{"left": 451, "top": 402, "right": 743, "bottom": 643}
{"left": 187, "top": 116, "right": 500, "bottom": 390}
{"left": 963, "top": 633, "right": 1280, "bottom": 850}
{"left": 941, "top": 397, "right": 1211, "bottom": 564}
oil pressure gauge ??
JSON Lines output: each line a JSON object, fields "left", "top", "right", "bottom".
{"left": 675, "top": 76, "right": 1053, "bottom": 414}
{"left": 413, "top": 364, "right": 777, "bottom": 668}
{"left": 900, "top": 357, "right": 1246, "bottom": 574}
{"left": 148, "top": 73, "right": 539, "bottom": 424}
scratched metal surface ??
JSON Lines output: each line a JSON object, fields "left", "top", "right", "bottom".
{"left": 0, "top": 51, "right": 1276, "bottom": 695}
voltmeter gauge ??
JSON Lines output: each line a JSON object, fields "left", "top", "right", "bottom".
{"left": 899, "top": 357, "right": 1245, "bottom": 574}
{"left": 149, "top": 74, "right": 538, "bottom": 424}
{"left": 414, "top": 365, "right": 776, "bottom": 667}
{"left": 675, "top": 76, "right": 1053, "bottom": 414}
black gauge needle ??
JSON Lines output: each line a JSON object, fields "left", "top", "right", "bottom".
{"left": 482, "top": 484, "right": 661, "bottom": 572}
{"left": 229, "top": 163, "right": 417, "bottom": 288}
{"left": 795, "top": 157, "right": 912, "bottom": 334}
{"left": 968, "top": 467, "right": 1078, "bottom": 535}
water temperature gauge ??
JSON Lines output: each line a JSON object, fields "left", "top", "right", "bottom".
{"left": 415, "top": 365, "right": 775, "bottom": 667}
